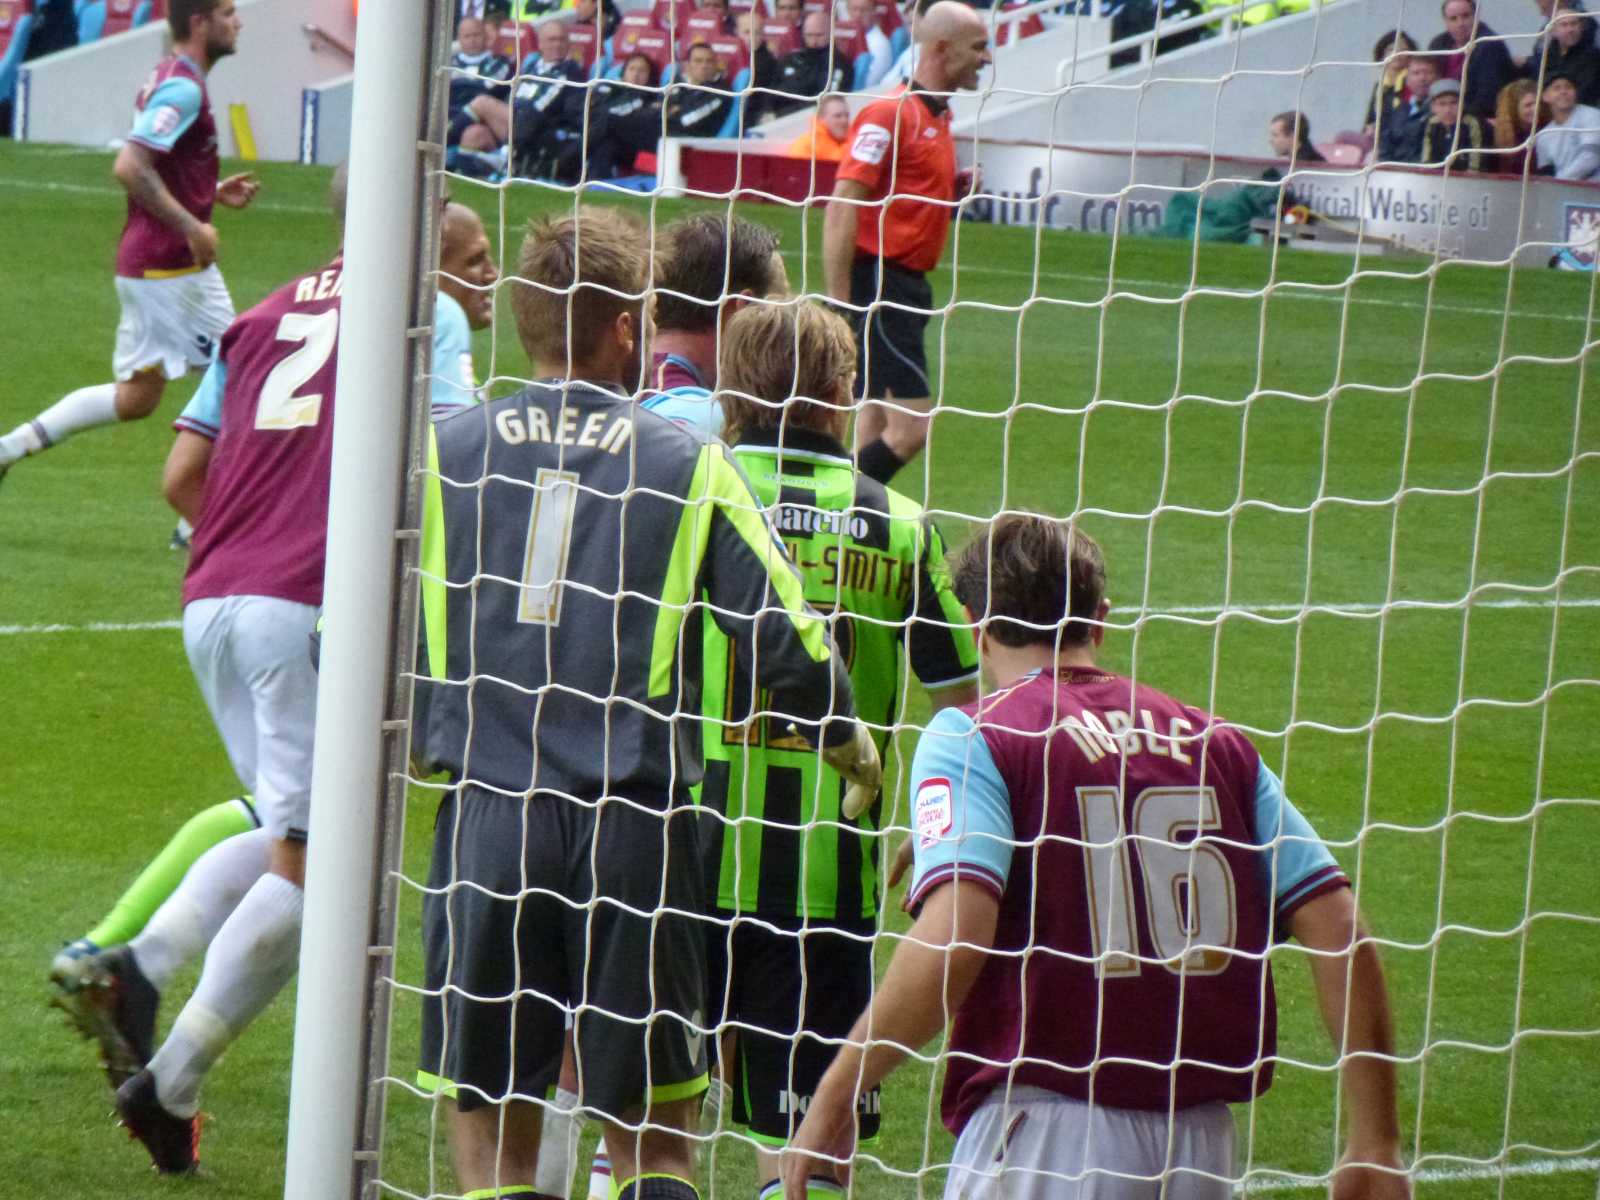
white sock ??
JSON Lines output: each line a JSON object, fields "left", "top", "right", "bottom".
{"left": 700, "top": 1075, "right": 724, "bottom": 1132}
{"left": 587, "top": 1150, "right": 613, "bottom": 1200}
{"left": 0, "top": 384, "right": 119, "bottom": 465}
{"left": 129, "top": 828, "right": 274, "bottom": 991}
{"left": 535, "top": 1086, "right": 582, "bottom": 1198}
{"left": 148, "top": 872, "right": 304, "bottom": 1117}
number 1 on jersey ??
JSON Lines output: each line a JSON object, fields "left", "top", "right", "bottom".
{"left": 518, "top": 468, "right": 580, "bottom": 626}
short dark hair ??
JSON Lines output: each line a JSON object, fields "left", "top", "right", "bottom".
{"left": 950, "top": 514, "right": 1107, "bottom": 648}
{"left": 1271, "top": 110, "right": 1311, "bottom": 147}
{"left": 654, "top": 214, "right": 782, "bottom": 333}
{"left": 510, "top": 207, "right": 651, "bottom": 366}
{"left": 169, "top": 0, "right": 223, "bottom": 41}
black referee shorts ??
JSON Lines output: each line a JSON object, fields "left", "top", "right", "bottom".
{"left": 850, "top": 253, "right": 935, "bottom": 402}
{"left": 419, "top": 786, "right": 710, "bottom": 1118}
{"left": 705, "top": 910, "right": 882, "bottom": 1146}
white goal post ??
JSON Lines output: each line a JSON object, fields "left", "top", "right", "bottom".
{"left": 283, "top": 0, "right": 443, "bottom": 1196}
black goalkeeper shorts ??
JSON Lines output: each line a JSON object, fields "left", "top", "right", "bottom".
{"left": 705, "top": 910, "right": 881, "bottom": 1146}
{"left": 419, "top": 786, "right": 710, "bottom": 1118}
{"left": 850, "top": 254, "right": 934, "bottom": 402}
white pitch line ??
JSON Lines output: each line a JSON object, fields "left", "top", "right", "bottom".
{"left": 1237, "top": 1154, "right": 1600, "bottom": 1193}
{"left": 5, "top": 595, "right": 1596, "bottom": 637}
{"left": 4, "top": 176, "right": 1588, "bottom": 327}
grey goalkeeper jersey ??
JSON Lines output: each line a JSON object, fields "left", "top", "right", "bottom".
{"left": 416, "top": 378, "right": 856, "bottom": 805}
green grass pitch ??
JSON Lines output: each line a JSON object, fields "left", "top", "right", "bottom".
{"left": 1, "top": 139, "right": 1597, "bottom": 1199}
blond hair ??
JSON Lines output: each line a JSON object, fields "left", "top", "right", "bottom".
{"left": 509, "top": 207, "right": 651, "bottom": 366}
{"left": 717, "top": 300, "right": 856, "bottom": 443}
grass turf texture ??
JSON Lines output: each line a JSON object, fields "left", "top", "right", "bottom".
{"left": 1, "top": 140, "right": 1597, "bottom": 1199}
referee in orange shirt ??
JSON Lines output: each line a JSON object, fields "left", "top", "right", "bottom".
{"left": 823, "top": 0, "right": 990, "bottom": 487}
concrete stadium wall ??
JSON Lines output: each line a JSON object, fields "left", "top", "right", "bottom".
{"left": 300, "top": 72, "right": 352, "bottom": 164}
{"left": 15, "top": 0, "right": 356, "bottom": 161}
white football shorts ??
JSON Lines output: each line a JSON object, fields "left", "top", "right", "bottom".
{"left": 946, "top": 1086, "right": 1235, "bottom": 1200}
{"left": 183, "top": 595, "right": 320, "bottom": 842}
{"left": 112, "top": 264, "right": 235, "bottom": 381}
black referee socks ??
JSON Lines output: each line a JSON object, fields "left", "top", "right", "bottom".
{"left": 857, "top": 438, "right": 905, "bottom": 486}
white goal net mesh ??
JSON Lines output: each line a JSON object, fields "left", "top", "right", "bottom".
{"left": 353, "top": 0, "right": 1600, "bottom": 1195}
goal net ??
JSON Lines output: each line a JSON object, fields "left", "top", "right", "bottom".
{"left": 294, "top": 0, "right": 1600, "bottom": 1195}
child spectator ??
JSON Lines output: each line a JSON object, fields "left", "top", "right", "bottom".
{"left": 1423, "top": 78, "right": 1489, "bottom": 170}
{"left": 785, "top": 93, "right": 852, "bottom": 161}
{"left": 1535, "top": 71, "right": 1600, "bottom": 176}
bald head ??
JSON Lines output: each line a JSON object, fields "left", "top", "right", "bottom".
{"left": 439, "top": 202, "right": 498, "bottom": 331}
{"left": 912, "top": 0, "right": 989, "bottom": 91}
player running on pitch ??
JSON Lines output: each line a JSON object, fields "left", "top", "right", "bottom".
{"left": 0, "top": 0, "right": 257, "bottom": 488}
{"left": 702, "top": 298, "right": 978, "bottom": 1200}
{"left": 66, "top": 243, "right": 353, "bottom": 1174}
{"left": 785, "top": 515, "right": 1409, "bottom": 1200}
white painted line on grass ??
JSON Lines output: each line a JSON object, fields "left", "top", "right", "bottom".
{"left": 1237, "top": 1154, "right": 1600, "bottom": 1193}
{"left": 5, "top": 595, "right": 1596, "bottom": 638}
{"left": 0, "top": 619, "right": 181, "bottom": 636}
{"left": 5, "top": 175, "right": 1589, "bottom": 326}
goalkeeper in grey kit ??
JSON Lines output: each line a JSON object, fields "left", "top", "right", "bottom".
{"left": 413, "top": 206, "right": 880, "bottom": 1200}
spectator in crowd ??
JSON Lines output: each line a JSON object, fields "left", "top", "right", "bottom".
{"left": 736, "top": 9, "right": 781, "bottom": 116}
{"left": 696, "top": 0, "right": 737, "bottom": 33}
{"left": 1266, "top": 109, "right": 1327, "bottom": 166}
{"left": 1377, "top": 55, "right": 1440, "bottom": 163}
{"left": 785, "top": 93, "right": 852, "bottom": 161}
{"left": 1534, "top": 71, "right": 1600, "bottom": 176}
{"left": 845, "top": 0, "right": 895, "bottom": 87}
{"left": 773, "top": 0, "right": 804, "bottom": 21}
{"left": 448, "top": 18, "right": 516, "bottom": 152}
{"left": 666, "top": 41, "right": 736, "bottom": 136}
{"left": 586, "top": 52, "right": 665, "bottom": 177}
{"left": 1525, "top": 9, "right": 1600, "bottom": 102}
{"left": 770, "top": 11, "right": 852, "bottom": 119}
{"left": 1427, "top": 0, "right": 1515, "bottom": 118}
{"left": 1365, "top": 31, "right": 1419, "bottom": 143}
{"left": 1423, "top": 77, "right": 1489, "bottom": 170}
{"left": 1491, "top": 77, "right": 1542, "bottom": 172}
{"left": 453, "top": 17, "right": 583, "bottom": 172}
{"left": 1523, "top": 0, "right": 1592, "bottom": 68}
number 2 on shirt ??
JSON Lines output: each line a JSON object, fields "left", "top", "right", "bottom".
{"left": 256, "top": 309, "right": 339, "bottom": 430}
{"left": 1076, "top": 785, "right": 1238, "bottom": 978}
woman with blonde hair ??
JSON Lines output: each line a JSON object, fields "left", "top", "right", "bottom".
{"left": 1492, "top": 77, "right": 1542, "bottom": 173}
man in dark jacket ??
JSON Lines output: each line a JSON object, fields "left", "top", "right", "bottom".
{"left": 1378, "top": 55, "right": 1441, "bottom": 162}
{"left": 510, "top": 19, "right": 588, "bottom": 179}
{"left": 448, "top": 17, "right": 516, "bottom": 149}
{"left": 1427, "top": 0, "right": 1516, "bottom": 118}
{"left": 665, "top": 42, "right": 736, "bottom": 137}
{"left": 1526, "top": 8, "right": 1600, "bottom": 103}
{"left": 768, "top": 11, "right": 850, "bottom": 120}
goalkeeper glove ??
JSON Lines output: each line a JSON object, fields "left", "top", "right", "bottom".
{"left": 823, "top": 721, "right": 883, "bottom": 821}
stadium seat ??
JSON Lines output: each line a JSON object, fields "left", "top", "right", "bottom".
{"left": 100, "top": 0, "right": 139, "bottom": 36}
{"left": 610, "top": 12, "right": 658, "bottom": 62}
{"left": 993, "top": 1, "right": 1043, "bottom": 46}
{"left": 707, "top": 32, "right": 747, "bottom": 76}
{"left": 760, "top": 17, "right": 798, "bottom": 53}
{"left": 76, "top": 0, "right": 101, "bottom": 41}
{"left": 715, "top": 64, "right": 750, "bottom": 136}
{"left": 631, "top": 28, "right": 672, "bottom": 70}
{"left": 1315, "top": 141, "right": 1364, "bottom": 166}
{"left": 683, "top": 10, "right": 723, "bottom": 46}
{"left": 493, "top": 19, "right": 536, "bottom": 65}
{"left": 0, "top": 0, "right": 36, "bottom": 108}
{"left": 567, "top": 20, "right": 600, "bottom": 72}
